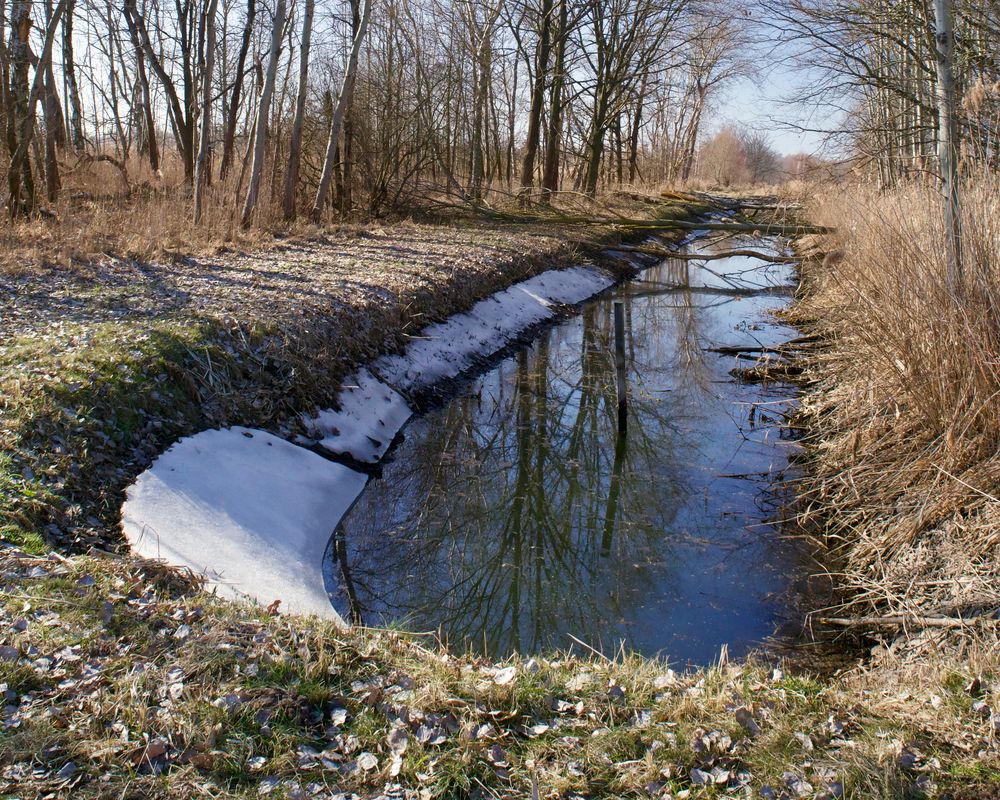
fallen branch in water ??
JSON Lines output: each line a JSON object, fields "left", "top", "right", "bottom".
{"left": 707, "top": 337, "right": 822, "bottom": 356}
{"left": 615, "top": 244, "right": 797, "bottom": 264}
{"left": 630, "top": 284, "right": 793, "bottom": 299}
{"left": 708, "top": 344, "right": 788, "bottom": 356}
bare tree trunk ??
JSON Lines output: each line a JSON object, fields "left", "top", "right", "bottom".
{"left": 62, "top": 0, "right": 85, "bottom": 149}
{"left": 40, "top": 0, "right": 64, "bottom": 202}
{"left": 540, "top": 0, "right": 567, "bottom": 202}
{"left": 627, "top": 80, "right": 646, "bottom": 183}
{"left": 195, "top": 0, "right": 220, "bottom": 223}
{"left": 7, "top": 0, "right": 67, "bottom": 218}
{"left": 240, "top": 0, "right": 286, "bottom": 228}
{"left": 220, "top": 0, "right": 256, "bottom": 179}
{"left": 469, "top": 35, "right": 489, "bottom": 203}
{"left": 340, "top": 0, "right": 360, "bottom": 214}
{"left": 7, "top": 0, "right": 35, "bottom": 217}
{"left": 42, "top": 79, "right": 60, "bottom": 202}
{"left": 281, "top": 0, "right": 314, "bottom": 220}
{"left": 933, "top": 0, "right": 963, "bottom": 294}
{"left": 518, "top": 0, "right": 552, "bottom": 202}
{"left": 134, "top": 39, "right": 160, "bottom": 172}
{"left": 310, "top": 0, "right": 370, "bottom": 223}
{"left": 582, "top": 88, "right": 609, "bottom": 196}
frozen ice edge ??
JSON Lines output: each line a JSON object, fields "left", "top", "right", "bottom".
{"left": 121, "top": 261, "right": 626, "bottom": 623}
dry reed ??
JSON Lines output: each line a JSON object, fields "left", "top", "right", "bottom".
{"left": 793, "top": 175, "right": 1000, "bottom": 624}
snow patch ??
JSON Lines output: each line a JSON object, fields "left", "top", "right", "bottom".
{"left": 302, "top": 369, "right": 412, "bottom": 463}
{"left": 374, "top": 265, "right": 613, "bottom": 397}
{"left": 122, "top": 427, "right": 367, "bottom": 621}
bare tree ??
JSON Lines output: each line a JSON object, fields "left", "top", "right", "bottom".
{"left": 933, "top": 0, "right": 962, "bottom": 293}
{"left": 124, "top": 0, "right": 198, "bottom": 180}
{"left": 739, "top": 128, "right": 781, "bottom": 184}
{"left": 241, "top": 0, "right": 287, "bottom": 228}
{"left": 219, "top": 0, "right": 256, "bottom": 178}
{"left": 517, "top": 0, "right": 552, "bottom": 200}
{"left": 195, "top": 0, "right": 221, "bottom": 222}
{"left": 6, "top": 0, "right": 68, "bottom": 217}
{"left": 311, "top": 0, "right": 370, "bottom": 222}
{"left": 282, "top": 0, "right": 314, "bottom": 220}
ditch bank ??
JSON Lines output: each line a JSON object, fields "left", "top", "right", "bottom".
{"left": 0, "top": 196, "right": 708, "bottom": 559}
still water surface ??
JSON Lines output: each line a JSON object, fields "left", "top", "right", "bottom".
{"left": 325, "top": 239, "right": 807, "bottom": 665}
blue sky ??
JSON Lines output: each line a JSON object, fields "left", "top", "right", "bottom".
{"left": 715, "top": 69, "right": 832, "bottom": 156}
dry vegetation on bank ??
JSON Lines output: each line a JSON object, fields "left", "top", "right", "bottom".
{"left": 792, "top": 178, "right": 1000, "bottom": 647}
{"left": 1, "top": 545, "right": 996, "bottom": 800}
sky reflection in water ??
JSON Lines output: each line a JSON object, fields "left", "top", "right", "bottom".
{"left": 325, "top": 242, "right": 807, "bottom": 665}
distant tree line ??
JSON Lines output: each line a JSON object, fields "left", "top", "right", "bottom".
{"left": 0, "top": 0, "right": 750, "bottom": 224}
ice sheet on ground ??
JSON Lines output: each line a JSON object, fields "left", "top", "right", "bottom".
{"left": 374, "top": 265, "right": 614, "bottom": 397}
{"left": 302, "top": 369, "right": 413, "bottom": 462}
{"left": 122, "top": 427, "right": 367, "bottom": 620}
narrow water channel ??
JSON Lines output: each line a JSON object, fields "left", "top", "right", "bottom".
{"left": 325, "top": 237, "right": 809, "bottom": 666}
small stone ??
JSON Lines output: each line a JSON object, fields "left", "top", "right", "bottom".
{"left": 493, "top": 666, "right": 516, "bottom": 685}
{"left": 653, "top": 670, "right": 677, "bottom": 689}
{"left": 213, "top": 694, "right": 242, "bottom": 713}
{"left": 782, "top": 772, "right": 813, "bottom": 798}
{"left": 387, "top": 725, "right": 408, "bottom": 756}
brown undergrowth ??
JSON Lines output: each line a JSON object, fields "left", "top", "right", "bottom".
{"left": 790, "top": 177, "right": 1000, "bottom": 640}
{"left": 0, "top": 153, "right": 691, "bottom": 275}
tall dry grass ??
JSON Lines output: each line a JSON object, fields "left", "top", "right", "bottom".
{"left": 796, "top": 177, "right": 1000, "bottom": 620}
{"left": 0, "top": 154, "right": 326, "bottom": 274}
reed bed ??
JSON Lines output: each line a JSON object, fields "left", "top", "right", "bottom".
{"left": 793, "top": 177, "right": 1000, "bottom": 626}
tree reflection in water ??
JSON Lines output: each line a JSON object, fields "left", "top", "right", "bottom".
{"left": 326, "top": 245, "right": 806, "bottom": 664}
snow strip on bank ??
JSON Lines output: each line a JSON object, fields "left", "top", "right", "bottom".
{"left": 373, "top": 265, "right": 614, "bottom": 398}
{"left": 301, "top": 368, "right": 412, "bottom": 463}
{"left": 122, "top": 427, "right": 366, "bottom": 621}
{"left": 122, "top": 263, "right": 618, "bottom": 620}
